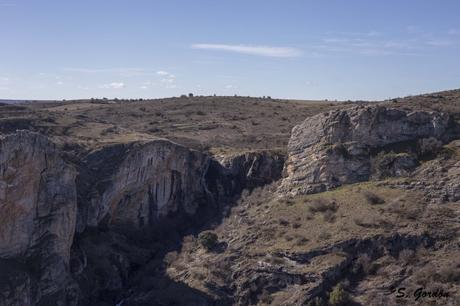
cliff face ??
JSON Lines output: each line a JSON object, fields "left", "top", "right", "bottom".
{"left": 219, "top": 151, "right": 284, "bottom": 190}
{"left": 76, "top": 139, "right": 213, "bottom": 231}
{"left": 0, "top": 131, "right": 77, "bottom": 305}
{"left": 280, "top": 106, "right": 451, "bottom": 195}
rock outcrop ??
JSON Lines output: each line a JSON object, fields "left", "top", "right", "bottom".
{"left": 280, "top": 106, "right": 450, "bottom": 195}
{"left": 76, "top": 139, "right": 213, "bottom": 231}
{"left": 219, "top": 151, "right": 284, "bottom": 190}
{"left": 0, "top": 131, "right": 77, "bottom": 305}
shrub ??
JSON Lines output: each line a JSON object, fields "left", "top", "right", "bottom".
{"left": 353, "top": 254, "right": 376, "bottom": 274}
{"left": 295, "top": 236, "right": 309, "bottom": 246}
{"left": 435, "top": 263, "right": 460, "bottom": 283}
{"left": 198, "top": 231, "right": 218, "bottom": 251}
{"left": 278, "top": 218, "right": 289, "bottom": 226}
{"left": 306, "top": 296, "right": 325, "bottom": 306}
{"left": 259, "top": 289, "right": 273, "bottom": 304}
{"left": 328, "top": 284, "right": 350, "bottom": 306}
{"left": 363, "top": 191, "right": 385, "bottom": 205}
{"left": 308, "top": 199, "right": 338, "bottom": 213}
{"left": 322, "top": 210, "right": 336, "bottom": 223}
{"left": 398, "top": 249, "right": 415, "bottom": 264}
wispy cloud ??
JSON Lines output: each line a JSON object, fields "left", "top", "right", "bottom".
{"left": 99, "top": 82, "right": 125, "bottom": 89}
{"left": 315, "top": 27, "right": 460, "bottom": 57}
{"left": 63, "top": 67, "right": 157, "bottom": 77}
{"left": 155, "top": 71, "right": 176, "bottom": 88}
{"left": 425, "top": 40, "right": 456, "bottom": 47}
{"left": 191, "top": 44, "right": 302, "bottom": 57}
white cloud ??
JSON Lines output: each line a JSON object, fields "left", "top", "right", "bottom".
{"left": 100, "top": 82, "right": 125, "bottom": 89}
{"left": 156, "top": 70, "right": 169, "bottom": 76}
{"left": 191, "top": 44, "right": 302, "bottom": 57}
{"left": 63, "top": 67, "right": 157, "bottom": 77}
{"left": 156, "top": 71, "right": 176, "bottom": 88}
{"left": 56, "top": 81, "right": 64, "bottom": 86}
{"left": 161, "top": 78, "right": 175, "bottom": 84}
{"left": 425, "top": 40, "right": 455, "bottom": 47}
{"left": 225, "top": 84, "right": 237, "bottom": 89}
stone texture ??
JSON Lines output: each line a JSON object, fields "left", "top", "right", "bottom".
{"left": 280, "top": 106, "right": 450, "bottom": 195}
{"left": 219, "top": 150, "right": 284, "bottom": 190}
{"left": 0, "top": 131, "right": 77, "bottom": 304}
{"left": 76, "top": 139, "right": 213, "bottom": 231}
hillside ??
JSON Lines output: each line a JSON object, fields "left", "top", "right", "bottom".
{"left": 0, "top": 90, "right": 459, "bottom": 306}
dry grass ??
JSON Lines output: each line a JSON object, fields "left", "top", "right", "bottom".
{"left": 4, "top": 96, "right": 340, "bottom": 156}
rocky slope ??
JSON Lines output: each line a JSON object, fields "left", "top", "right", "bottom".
{"left": 0, "top": 92, "right": 459, "bottom": 305}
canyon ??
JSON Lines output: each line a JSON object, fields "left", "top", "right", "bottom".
{"left": 0, "top": 92, "right": 459, "bottom": 305}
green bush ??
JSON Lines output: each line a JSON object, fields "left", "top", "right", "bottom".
{"left": 306, "top": 296, "right": 325, "bottom": 306}
{"left": 198, "top": 231, "right": 218, "bottom": 251}
{"left": 329, "top": 284, "right": 350, "bottom": 306}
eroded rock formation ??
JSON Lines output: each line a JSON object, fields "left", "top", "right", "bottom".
{"left": 219, "top": 150, "right": 284, "bottom": 190}
{"left": 76, "top": 139, "right": 213, "bottom": 231}
{"left": 0, "top": 131, "right": 77, "bottom": 305}
{"left": 280, "top": 106, "right": 451, "bottom": 195}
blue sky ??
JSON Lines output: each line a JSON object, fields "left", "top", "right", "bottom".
{"left": 1, "top": 0, "right": 459, "bottom": 100}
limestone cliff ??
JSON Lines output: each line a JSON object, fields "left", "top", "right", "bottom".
{"left": 76, "top": 139, "right": 213, "bottom": 231}
{"left": 219, "top": 150, "right": 284, "bottom": 190}
{"left": 0, "top": 131, "right": 77, "bottom": 305}
{"left": 280, "top": 106, "right": 451, "bottom": 195}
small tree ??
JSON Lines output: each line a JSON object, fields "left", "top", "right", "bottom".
{"left": 198, "top": 231, "right": 218, "bottom": 251}
{"left": 306, "top": 297, "right": 325, "bottom": 306}
{"left": 329, "top": 284, "right": 349, "bottom": 306}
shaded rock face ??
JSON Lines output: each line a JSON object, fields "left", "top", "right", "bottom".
{"left": 0, "top": 131, "right": 77, "bottom": 305}
{"left": 371, "top": 152, "right": 419, "bottom": 179}
{"left": 280, "top": 106, "right": 450, "bottom": 195}
{"left": 220, "top": 151, "right": 284, "bottom": 190}
{"left": 76, "top": 140, "right": 213, "bottom": 231}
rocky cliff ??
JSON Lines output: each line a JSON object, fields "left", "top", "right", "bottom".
{"left": 280, "top": 105, "right": 452, "bottom": 195}
{"left": 76, "top": 139, "right": 214, "bottom": 232}
{"left": 0, "top": 131, "right": 77, "bottom": 305}
{"left": 219, "top": 151, "right": 284, "bottom": 190}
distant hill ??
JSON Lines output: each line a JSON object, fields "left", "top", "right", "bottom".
{"left": 0, "top": 99, "right": 28, "bottom": 104}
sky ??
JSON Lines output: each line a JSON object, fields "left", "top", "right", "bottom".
{"left": 0, "top": 0, "right": 460, "bottom": 100}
